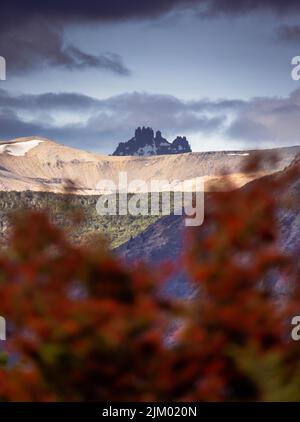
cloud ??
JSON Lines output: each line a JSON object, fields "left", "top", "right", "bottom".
{"left": 0, "top": 19, "right": 130, "bottom": 76}
{"left": 3, "top": 0, "right": 300, "bottom": 26}
{"left": 0, "top": 90, "right": 100, "bottom": 112}
{"left": 0, "top": 109, "right": 44, "bottom": 139}
{"left": 1, "top": 88, "right": 300, "bottom": 152}
{"left": 275, "top": 25, "right": 300, "bottom": 43}
{"left": 200, "top": 0, "right": 300, "bottom": 17}
{"left": 226, "top": 89, "right": 300, "bottom": 146}
{"left": 2, "top": 1, "right": 300, "bottom": 75}
{"left": 0, "top": 90, "right": 228, "bottom": 152}
{"left": 0, "top": 1, "right": 199, "bottom": 76}
{"left": 1, "top": 1, "right": 196, "bottom": 28}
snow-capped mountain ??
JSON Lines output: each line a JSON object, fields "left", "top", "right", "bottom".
{"left": 112, "top": 127, "right": 192, "bottom": 156}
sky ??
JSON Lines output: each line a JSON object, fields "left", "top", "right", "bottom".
{"left": 1, "top": 0, "right": 300, "bottom": 153}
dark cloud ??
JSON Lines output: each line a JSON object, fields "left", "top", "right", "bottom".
{"left": 0, "top": 2, "right": 196, "bottom": 75}
{"left": 0, "top": 19, "right": 130, "bottom": 75}
{"left": 201, "top": 0, "right": 300, "bottom": 16}
{"left": 0, "top": 90, "right": 99, "bottom": 112}
{"left": 0, "top": 109, "right": 106, "bottom": 150}
{"left": 1, "top": 1, "right": 300, "bottom": 75}
{"left": 1, "top": 1, "right": 196, "bottom": 28}
{"left": 2, "top": 0, "right": 300, "bottom": 27}
{"left": 0, "top": 89, "right": 241, "bottom": 115}
{"left": 275, "top": 25, "right": 300, "bottom": 43}
{"left": 0, "top": 109, "right": 44, "bottom": 139}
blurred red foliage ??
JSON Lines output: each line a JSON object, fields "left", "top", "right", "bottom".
{"left": 1, "top": 157, "right": 300, "bottom": 401}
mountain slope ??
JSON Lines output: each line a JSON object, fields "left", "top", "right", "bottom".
{"left": 116, "top": 155, "right": 300, "bottom": 297}
{"left": 0, "top": 190, "right": 158, "bottom": 249}
{"left": 0, "top": 137, "right": 297, "bottom": 194}
{"left": 116, "top": 214, "right": 192, "bottom": 298}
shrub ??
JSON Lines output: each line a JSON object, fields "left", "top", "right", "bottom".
{"left": 0, "top": 158, "right": 300, "bottom": 401}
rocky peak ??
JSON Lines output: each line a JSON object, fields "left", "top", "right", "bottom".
{"left": 113, "top": 127, "right": 192, "bottom": 156}
{"left": 135, "top": 127, "right": 154, "bottom": 146}
{"left": 171, "top": 136, "right": 191, "bottom": 153}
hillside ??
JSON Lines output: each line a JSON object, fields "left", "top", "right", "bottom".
{"left": 0, "top": 136, "right": 299, "bottom": 280}
{"left": 0, "top": 137, "right": 297, "bottom": 194}
{"left": 0, "top": 190, "right": 157, "bottom": 249}
{"left": 116, "top": 213, "right": 191, "bottom": 298}
{"left": 116, "top": 155, "right": 300, "bottom": 297}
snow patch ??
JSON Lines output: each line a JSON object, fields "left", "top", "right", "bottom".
{"left": 134, "top": 145, "right": 156, "bottom": 156}
{"left": 0, "top": 140, "right": 44, "bottom": 156}
{"left": 228, "top": 153, "right": 250, "bottom": 157}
